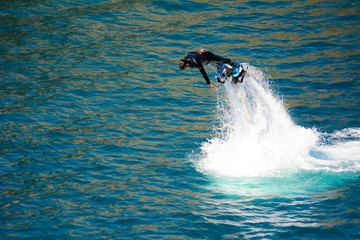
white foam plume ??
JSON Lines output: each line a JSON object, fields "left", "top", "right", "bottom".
{"left": 197, "top": 65, "right": 320, "bottom": 177}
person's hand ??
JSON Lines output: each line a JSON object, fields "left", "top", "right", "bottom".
{"left": 208, "top": 84, "right": 215, "bottom": 89}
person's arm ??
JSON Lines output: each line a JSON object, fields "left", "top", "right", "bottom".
{"left": 199, "top": 66, "right": 215, "bottom": 88}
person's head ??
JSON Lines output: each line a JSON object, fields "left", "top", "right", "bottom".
{"left": 179, "top": 59, "right": 188, "bottom": 70}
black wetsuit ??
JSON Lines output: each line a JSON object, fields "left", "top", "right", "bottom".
{"left": 184, "top": 51, "right": 234, "bottom": 85}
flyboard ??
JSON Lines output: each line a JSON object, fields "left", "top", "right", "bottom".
{"left": 215, "top": 61, "right": 249, "bottom": 84}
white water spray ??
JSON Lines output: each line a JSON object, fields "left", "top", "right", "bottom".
{"left": 198, "top": 65, "right": 320, "bottom": 177}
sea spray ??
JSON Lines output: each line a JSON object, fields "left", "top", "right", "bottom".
{"left": 197, "top": 65, "right": 319, "bottom": 177}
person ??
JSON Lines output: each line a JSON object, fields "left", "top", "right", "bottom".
{"left": 179, "top": 49, "right": 246, "bottom": 88}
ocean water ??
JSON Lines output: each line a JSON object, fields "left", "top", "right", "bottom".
{"left": 1, "top": 0, "right": 359, "bottom": 239}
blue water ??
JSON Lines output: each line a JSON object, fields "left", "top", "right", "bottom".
{"left": 1, "top": 0, "right": 359, "bottom": 239}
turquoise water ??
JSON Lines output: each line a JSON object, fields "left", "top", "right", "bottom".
{"left": 1, "top": 0, "right": 359, "bottom": 239}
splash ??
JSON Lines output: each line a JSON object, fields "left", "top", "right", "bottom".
{"left": 196, "top": 65, "right": 360, "bottom": 179}
{"left": 309, "top": 128, "right": 360, "bottom": 172}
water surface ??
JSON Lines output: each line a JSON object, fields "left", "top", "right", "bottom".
{"left": 1, "top": 0, "right": 359, "bottom": 239}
